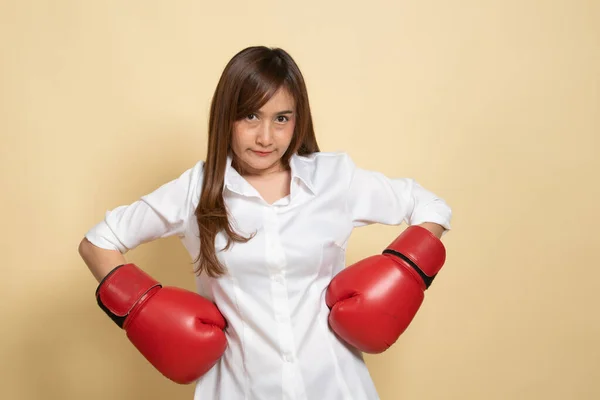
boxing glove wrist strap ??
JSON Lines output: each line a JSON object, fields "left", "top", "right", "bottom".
{"left": 382, "top": 249, "right": 436, "bottom": 289}
{"left": 95, "top": 264, "right": 162, "bottom": 328}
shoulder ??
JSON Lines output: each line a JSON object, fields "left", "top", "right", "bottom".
{"left": 188, "top": 159, "right": 206, "bottom": 198}
{"left": 147, "top": 159, "right": 206, "bottom": 203}
{"left": 173, "top": 159, "right": 205, "bottom": 188}
{"left": 190, "top": 159, "right": 206, "bottom": 175}
{"left": 293, "top": 151, "right": 356, "bottom": 191}
{"left": 295, "top": 151, "right": 357, "bottom": 181}
{"left": 141, "top": 159, "right": 206, "bottom": 197}
{"left": 294, "top": 151, "right": 355, "bottom": 170}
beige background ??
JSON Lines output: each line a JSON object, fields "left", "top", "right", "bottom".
{"left": 1, "top": 0, "right": 599, "bottom": 399}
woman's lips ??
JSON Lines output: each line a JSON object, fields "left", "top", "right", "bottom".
{"left": 252, "top": 150, "right": 272, "bottom": 157}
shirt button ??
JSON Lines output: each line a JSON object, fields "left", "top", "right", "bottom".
{"left": 272, "top": 274, "right": 284, "bottom": 284}
{"left": 283, "top": 353, "right": 294, "bottom": 363}
{"left": 275, "top": 313, "right": 289, "bottom": 323}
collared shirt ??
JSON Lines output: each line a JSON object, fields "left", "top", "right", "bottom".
{"left": 85, "top": 151, "right": 452, "bottom": 400}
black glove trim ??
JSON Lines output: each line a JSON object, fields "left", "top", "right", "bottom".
{"left": 95, "top": 264, "right": 161, "bottom": 328}
{"left": 97, "top": 295, "right": 128, "bottom": 328}
{"left": 382, "top": 249, "right": 436, "bottom": 289}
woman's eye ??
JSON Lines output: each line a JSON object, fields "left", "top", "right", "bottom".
{"left": 276, "top": 116, "right": 289, "bottom": 123}
{"left": 246, "top": 113, "right": 257, "bottom": 121}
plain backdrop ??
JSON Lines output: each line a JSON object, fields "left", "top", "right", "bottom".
{"left": 1, "top": 0, "right": 599, "bottom": 399}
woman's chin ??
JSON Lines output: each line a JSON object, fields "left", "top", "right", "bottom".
{"left": 240, "top": 157, "right": 281, "bottom": 175}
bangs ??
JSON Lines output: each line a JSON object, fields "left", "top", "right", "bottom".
{"left": 235, "top": 59, "right": 290, "bottom": 119}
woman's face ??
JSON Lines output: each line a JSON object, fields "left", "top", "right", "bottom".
{"left": 231, "top": 88, "right": 296, "bottom": 177}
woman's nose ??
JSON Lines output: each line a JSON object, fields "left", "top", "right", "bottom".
{"left": 256, "top": 123, "right": 273, "bottom": 145}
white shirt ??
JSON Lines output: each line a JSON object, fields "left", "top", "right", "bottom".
{"left": 85, "top": 151, "right": 452, "bottom": 400}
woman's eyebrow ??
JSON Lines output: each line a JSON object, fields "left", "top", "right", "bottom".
{"left": 255, "top": 109, "right": 295, "bottom": 116}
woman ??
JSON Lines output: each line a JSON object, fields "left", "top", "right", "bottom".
{"left": 79, "top": 46, "right": 452, "bottom": 400}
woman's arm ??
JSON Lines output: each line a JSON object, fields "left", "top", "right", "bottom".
{"left": 417, "top": 222, "right": 446, "bottom": 239}
{"left": 78, "top": 238, "right": 127, "bottom": 283}
{"left": 344, "top": 154, "right": 452, "bottom": 232}
{"left": 78, "top": 160, "right": 205, "bottom": 283}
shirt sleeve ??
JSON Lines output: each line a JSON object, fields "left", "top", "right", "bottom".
{"left": 344, "top": 154, "right": 452, "bottom": 231}
{"left": 84, "top": 160, "right": 204, "bottom": 253}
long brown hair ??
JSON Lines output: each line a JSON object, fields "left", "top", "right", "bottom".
{"left": 193, "top": 46, "right": 319, "bottom": 277}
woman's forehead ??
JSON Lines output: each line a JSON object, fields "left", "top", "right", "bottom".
{"left": 256, "top": 88, "right": 296, "bottom": 112}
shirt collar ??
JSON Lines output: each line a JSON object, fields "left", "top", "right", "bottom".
{"left": 289, "top": 153, "right": 317, "bottom": 195}
{"left": 223, "top": 152, "right": 317, "bottom": 198}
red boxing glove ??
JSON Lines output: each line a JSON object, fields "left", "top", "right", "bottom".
{"left": 325, "top": 225, "right": 446, "bottom": 353}
{"left": 96, "top": 264, "right": 227, "bottom": 384}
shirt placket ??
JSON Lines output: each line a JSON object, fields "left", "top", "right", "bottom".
{"left": 264, "top": 206, "right": 301, "bottom": 400}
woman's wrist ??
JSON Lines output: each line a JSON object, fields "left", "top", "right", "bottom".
{"left": 416, "top": 222, "right": 446, "bottom": 239}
